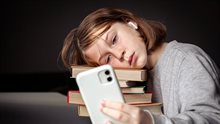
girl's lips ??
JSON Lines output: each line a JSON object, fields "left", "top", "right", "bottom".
{"left": 131, "top": 54, "right": 137, "bottom": 66}
{"left": 128, "top": 52, "right": 135, "bottom": 66}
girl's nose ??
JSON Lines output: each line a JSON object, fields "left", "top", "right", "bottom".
{"left": 112, "top": 48, "right": 125, "bottom": 61}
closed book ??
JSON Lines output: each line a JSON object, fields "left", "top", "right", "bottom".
{"left": 119, "top": 80, "right": 147, "bottom": 88}
{"left": 68, "top": 90, "right": 152, "bottom": 105}
{"left": 78, "top": 103, "right": 163, "bottom": 117}
{"left": 71, "top": 65, "right": 147, "bottom": 81}
{"left": 121, "top": 86, "right": 146, "bottom": 93}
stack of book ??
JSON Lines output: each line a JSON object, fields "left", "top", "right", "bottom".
{"left": 68, "top": 65, "right": 162, "bottom": 117}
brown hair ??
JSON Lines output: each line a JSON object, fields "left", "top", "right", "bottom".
{"left": 60, "top": 8, "right": 167, "bottom": 70}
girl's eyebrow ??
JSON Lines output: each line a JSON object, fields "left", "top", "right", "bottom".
{"left": 105, "top": 31, "right": 110, "bottom": 42}
{"left": 97, "top": 31, "right": 110, "bottom": 64}
{"left": 96, "top": 30, "right": 110, "bottom": 44}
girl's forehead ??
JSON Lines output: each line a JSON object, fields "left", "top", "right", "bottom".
{"left": 93, "top": 24, "right": 112, "bottom": 38}
{"left": 93, "top": 22, "right": 122, "bottom": 40}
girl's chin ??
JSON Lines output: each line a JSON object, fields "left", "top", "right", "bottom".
{"left": 112, "top": 62, "right": 146, "bottom": 69}
{"left": 133, "top": 60, "right": 146, "bottom": 69}
{"left": 132, "top": 65, "right": 145, "bottom": 69}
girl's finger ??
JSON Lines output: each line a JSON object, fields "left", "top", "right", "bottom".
{"left": 101, "top": 106, "right": 130, "bottom": 122}
{"left": 101, "top": 100, "right": 139, "bottom": 114}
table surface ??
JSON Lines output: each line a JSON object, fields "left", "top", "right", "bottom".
{"left": 0, "top": 92, "right": 91, "bottom": 124}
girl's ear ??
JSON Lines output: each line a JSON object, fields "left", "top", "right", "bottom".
{"left": 127, "top": 21, "right": 138, "bottom": 30}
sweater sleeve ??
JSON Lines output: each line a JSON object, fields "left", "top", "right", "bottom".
{"left": 153, "top": 49, "right": 220, "bottom": 124}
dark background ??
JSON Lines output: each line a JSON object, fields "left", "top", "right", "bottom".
{"left": 1, "top": 0, "right": 219, "bottom": 94}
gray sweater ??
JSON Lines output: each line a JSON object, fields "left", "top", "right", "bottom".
{"left": 149, "top": 40, "right": 220, "bottom": 124}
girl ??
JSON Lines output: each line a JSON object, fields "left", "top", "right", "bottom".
{"left": 61, "top": 8, "right": 220, "bottom": 124}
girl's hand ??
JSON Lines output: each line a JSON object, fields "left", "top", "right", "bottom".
{"left": 100, "top": 100, "right": 154, "bottom": 124}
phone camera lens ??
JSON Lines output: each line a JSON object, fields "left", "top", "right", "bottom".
{"left": 107, "top": 77, "right": 112, "bottom": 82}
{"left": 105, "top": 70, "right": 110, "bottom": 75}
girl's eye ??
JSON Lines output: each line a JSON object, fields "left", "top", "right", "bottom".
{"left": 106, "top": 55, "right": 112, "bottom": 63}
{"left": 112, "top": 35, "right": 117, "bottom": 45}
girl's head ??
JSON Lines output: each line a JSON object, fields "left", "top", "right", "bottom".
{"left": 61, "top": 8, "right": 167, "bottom": 69}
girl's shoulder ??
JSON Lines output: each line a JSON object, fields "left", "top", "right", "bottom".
{"left": 167, "top": 40, "right": 205, "bottom": 56}
{"left": 164, "top": 40, "right": 216, "bottom": 67}
{"left": 166, "top": 40, "right": 219, "bottom": 71}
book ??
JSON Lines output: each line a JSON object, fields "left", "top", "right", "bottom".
{"left": 119, "top": 80, "right": 147, "bottom": 88}
{"left": 123, "top": 93, "right": 152, "bottom": 104}
{"left": 119, "top": 80, "right": 130, "bottom": 88}
{"left": 69, "top": 65, "right": 151, "bottom": 119}
{"left": 121, "top": 86, "right": 146, "bottom": 93}
{"left": 78, "top": 103, "right": 163, "bottom": 117}
{"left": 71, "top": 65, "right": 147, "bottom": 81}
{"left": 68, "top": 90, "right": 152, "bottom": 105}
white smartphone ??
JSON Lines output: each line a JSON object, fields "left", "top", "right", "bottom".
{"left": 76, "top": 64, "right": 125, "bottom": 124}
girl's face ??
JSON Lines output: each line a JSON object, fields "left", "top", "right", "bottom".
{"left": 84, "top": 22, "right": 148, "bottom": 69}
